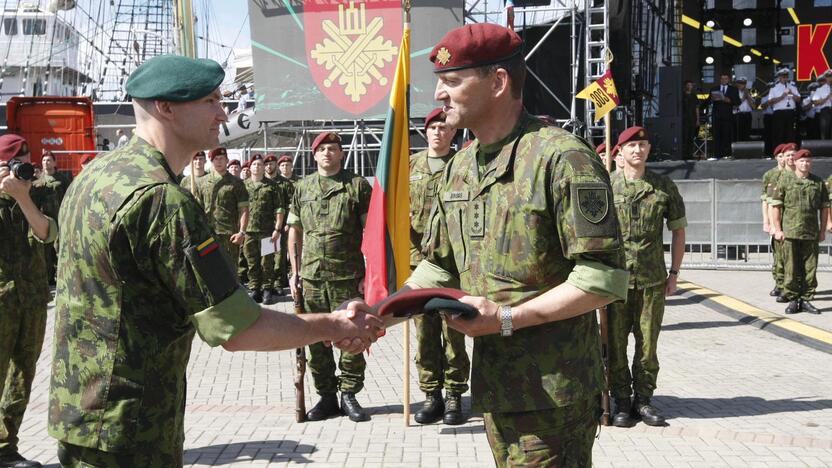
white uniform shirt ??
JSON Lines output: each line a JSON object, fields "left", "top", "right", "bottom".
{"left": 813, "top": 83, "right": 831, "bottom": 110}
{"left": 762, "top": 95, "right": 774, "bottom": 115}
{"left": 737, "top": 89, "right": 754, "bottom": 113}
{"left": 803, "top": 95, "right": 816, "bottom": 119}
{"left": 767, "top": 82, "right": 800, "bottom": 111}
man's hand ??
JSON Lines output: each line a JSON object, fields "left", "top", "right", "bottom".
{"left": 271, "top": 229, "right": 280, "bottom": 242}
{"left": 444, "top": 295, "right": 501, "bottom": 337}
{"left": 289, "top": 274, "right": 299, "bottom": 301}
{"left": 774, "top": 230, "right": 785, "bottom": 241}
{"left": 329, "top": 299, "right": 384, "bottom": 353}
{"left": 665, "top": 274, "right": 679, "bottom": 296}
{"left": 230, "top": 232, "right": 246, "bottom": 245}
{"left": 0, "top": 163, "right": 32, "bottom": 201}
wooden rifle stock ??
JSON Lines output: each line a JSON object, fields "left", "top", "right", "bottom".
{"left": 599, "top": 306, "right": 611, "bottom": 426}
{"left": 293, "top": 245, "right": 307, "bottom": 423}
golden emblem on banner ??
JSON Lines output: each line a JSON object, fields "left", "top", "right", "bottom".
{"left": 310, "top": 1, "right": 398, "bottom": 103}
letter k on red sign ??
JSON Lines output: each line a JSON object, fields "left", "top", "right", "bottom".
{"left": 797, "top": 24, "right": 831, "bottom": 81}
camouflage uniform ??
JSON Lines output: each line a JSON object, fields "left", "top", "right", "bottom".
{"left": 409, "top": 113, "right": 628, "bottom": 466}
{"left": 192, "top": 170, "right": 249, "bottom": 268}
{"left": 275, "top": 174, "right": 300, "bottom": 290}
{"left": 48, "top": 137, "right": 261, "bottom": 465}
{"left": 33, "top": 171, "right": 71, "bottom": 283}
{"left": 244, "top": 178, "right": 285, "bottom": 293}
{"left": 608, "top": 170, "right": 686, "bottom": 402}
{"left": 288, "top": 170, "right": 371, "bottom": 395}
{"left": 762, "top": 167, "right": 785, "bottom": 289}
{"left": 179, "top": 173, "right": 205, "bottom": 193}
{"left": 770, "top": 173, "right": 829, "bottom": 300}
{"left": 0, "top": 187, "right": 56, "bottom": 458}
{"left": 409, "top": 149, "right": 470, "bottom": 394}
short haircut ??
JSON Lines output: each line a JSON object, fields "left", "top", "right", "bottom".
{"left": 475, "top": 54, "right": 526, "bottom": 99}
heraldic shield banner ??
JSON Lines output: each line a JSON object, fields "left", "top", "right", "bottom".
{"left": 248, "top": 0, "right": 463, "bottom": 121}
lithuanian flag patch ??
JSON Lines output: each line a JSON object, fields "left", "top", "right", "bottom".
{"left": 196, "top": 237, "right": 220, "bottom": 257}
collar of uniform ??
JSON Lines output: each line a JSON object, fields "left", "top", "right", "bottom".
{"left": 134, "top": 136, "right": 179, "bottom": 184}
{"left": 314, "top": 169, "right": 347, "bottom": 197}
{"left": 412, "top": 148, "right": 455, "bottom": 175}
{"left": 471, "top": 111, "right": 535, "bottom": 184}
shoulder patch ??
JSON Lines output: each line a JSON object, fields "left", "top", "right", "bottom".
{"left": 185, "top": 236, "right": 238, "bottom": 301}
{"left": 570, "top": 182, "right": 617, "bottom": 238}
{"left": 576, "top": 185, "right": 609, "bottom": 223}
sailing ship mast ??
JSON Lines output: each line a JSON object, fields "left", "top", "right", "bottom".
{"left": 173, "top": 0, "right": 195, "bottom": 58}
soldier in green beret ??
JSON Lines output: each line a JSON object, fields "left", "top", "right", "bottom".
{"left": 0, "top": 134, "right": 56, "bottom": 468}
{"left": 770, "top": 149, "right": 828, "bottom": 315}
{"left": 288, "top": 132, "right": 374, "bottom": 423}
{"left": 409, "top": 108, "right": 470, "bottom": 426}
{"left": 361, "top": 23, "right": 628, "bottom": 466}
{"left": 244, "top": 154, "right": 285, "bottom": 304}
{"left": 607, "top": 126, "right": 687, "bottom": 428}
{"left": 48, "top": 54, "right": 383, "bottom": 467}
{"left": 192, "top": 147, "right": 250, "bottom": 275}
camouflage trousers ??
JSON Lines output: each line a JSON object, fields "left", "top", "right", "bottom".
{"left": 45, "top": 243, "right": 57, "bottom": 285}
{"left": 782, "top": 238, "right": 819, "bottom": 301}
{"left": 484, "top": 396, "right": 600, "bottom": 467}
{"left": 238, "top": 249, "right": 248, "bottom": 285}
{"left": 303, "top": 278, "right": 366, "bottom": 395}
{"left": 274, "top": 229, "right": 290, "bottom": 289}
{"left": 0, "top": 298, "right": 47, "bottom": 455}
{"left": 217, "top": 233, "right": 240, "bottom": 281}
{"left": 243, "top": 232, "right": 275, "bottom": 291}
{"left": 608, "top": 284, "right": 666, "bottom": 400}
{"left": 772, "top": 237, "right": 785, "bottom": 289}
{"left": 57, "top": 441, "right": 182, "bottom": 468}
{"left": 414, "top": 313, "right": 470, "bottom": 394}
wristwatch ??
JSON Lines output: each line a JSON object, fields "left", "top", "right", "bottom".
{"left": 500, "top": 305, "right": 513, "bottom": 337}
{"left": 668, "top": 269, "right": 679, "bottom": 276}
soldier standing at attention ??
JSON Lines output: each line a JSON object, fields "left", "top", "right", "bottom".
{"left": 409, "top": 108, "right": 470, "bottom": 426}
{"left": 363, "top": 24, "right": 628, "bottom": 465}
{"left": 180, "top": 150, "right": 207, "bottom": 191}
{"left": 0, "top": 134, "right": 56, "bottom": 468}
{"left": 227, "top": 158, "right": 242, "bottom": 178}
{"left": 762, "top": 144, "right": 786, "bottom": 297}
{"left": 48, "top": 55, "right": 383, "bottom": 467}
{"left": 264, "top": 154, "right": 279, "bottom": 180}
{"left": 275, "top": 154, "right": 298, "bottom": 294}
{"left": 767, "top": 143, "right": 797, "bottom": 303}
{"left": 770, "top": 149, "right": 828, "bottom": 315}
{"left": 244, "top": 154, "right": 285, "bottom": 305}
{"left": 37, "top": 150, "right": 71, "bottom": 286}
{"left": 288, "top": 132, "right": 374, "bottom": 423}
{"left": 192, "top": 147, "right": 249, "bottom": 271}
{"left": 607, "top": 126, "right": 686, "bottom": 428}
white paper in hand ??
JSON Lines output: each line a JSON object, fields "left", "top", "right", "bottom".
{"left": 261, "top": 237, "right": 276, "bottom": 256}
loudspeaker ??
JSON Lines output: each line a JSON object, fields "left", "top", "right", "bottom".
{"left": 801, "top": 140, "right": 832, "bottom": 158}
{"left": 608, "top": 0, "right": 631, "bottom": 104}
{"left": 731, "top": 141, "right": 765, "bottom": 159}
{"left": 648, "top": 66, "right": 683, "bottom": 160}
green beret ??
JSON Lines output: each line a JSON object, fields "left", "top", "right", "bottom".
{"left": 125, "top": 55, "right": 225, "bottom": 102}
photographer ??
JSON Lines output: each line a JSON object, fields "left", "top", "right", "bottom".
{"left": 0, "top": 134, "right": 57, "bottom": 468}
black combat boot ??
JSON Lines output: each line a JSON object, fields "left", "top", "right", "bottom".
{"left": 262, "top": 288, "right": 279, "bottom": 305}
{"left": 305, "top": 393, "right": 343, "bottom": 421}
{"left": 249, "top": 289, "right": 263, "bottom": 303}
{"left": 776, "top": 295, "right": 790, "bottom": 303}
{"left": 443, "top": 392, "right": 465, "bottom": 425}
{"left": 632, "top": 395, "right": 666, "bottom": 426}
{"left": 340, "top": 392, "right": 370, "bottom": 422}
{"left": 612, "top": 397, "right": 637, "bottom": 428}
{"left": 0, "top": 452, "right": 42, "bottom": 468}
{"left": 769, "top": 287, "right": 781, "bottom": 297}
{"left": 800, "top": 299, "right": 821, "bottom": 315}
{"left": 785, "top": 300, "right": 800, "bottom": 314}
{"left": 414, "top": 390, "right": 444, "bottom": 424}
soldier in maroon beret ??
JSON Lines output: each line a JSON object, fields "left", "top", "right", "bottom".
{"left": 264, "top": 154, "right": 279, "bottom": 181}
{"left": 274, "top": 154, "right": 299, "bottom": 295}
{"left": 227, "top": 159, "right": 241, "bottom": 178}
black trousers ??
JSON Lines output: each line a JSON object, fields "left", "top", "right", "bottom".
{"left": 735, "top": 112, "right": 752, "bottom": 142}
{"left": 712, "top": 116, "right": 734, "bottom": 157}
{"left": 772, "top": 109, "right": 796, "bottom": 149}
{"left": 819, "top": 108, "right": 832, "bottom": 140}
{"left": 764, "top": 114, "right": 773, "bottom": 156}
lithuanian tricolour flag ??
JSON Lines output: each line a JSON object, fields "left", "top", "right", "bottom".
{"left": 361, "top": 21, "right": 411, "bottom": 306}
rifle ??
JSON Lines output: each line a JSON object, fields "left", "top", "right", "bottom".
{"left": 292, "top": 244, "right": 307, "bottom": 423}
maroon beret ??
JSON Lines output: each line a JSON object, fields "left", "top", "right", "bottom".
{"left": 250, "top": 153, "right": 263, "bottom": 162}
{"left": 791, "top": 149, "right": 811, "bottom": 161}
{"left": 376, "top": 288, "right": 476, "bottom": 326}
{"left": 430, "top": 23, "right": 523, "bottom": 73}
{"left": 263, "top": 154, "right": 277, "bottom": 163}
{"left": 611, "top": 144, "right": 620, "bottom": 156}
{"left": 193, "top": 151, "right": 206, "bottom": 159}
{"left": 0, "top": 134, "right": 29, "bottom": 162}
{"left": 424, "top": 108, "right": 446, "bottom": 131}
{"left": 781, "top": 143, "right": 798, "bottom": 153}
{"left": 595, "top": 142, "right": 606, "bottom": 155}
{"left": 617, "top": 126, "right": 649, "bottom": 146}
{"left": 227, "top": 159, "right": 241, "bottom": 167}
{"left": 312, "top": 132, "right": 342, "bottom": 152}
{"left": 241, "top": 160, "right": 251, "bottom": 169}
{"left": 208, "top": 147, "right": 227, "bottom": 160}
{"left": 773, "top": 144, "right": 784, "bottom": 156}
{"left": 277, "top": 154, "right": 292, "bottom": 164}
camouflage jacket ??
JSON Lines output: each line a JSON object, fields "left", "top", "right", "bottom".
{"left": 192, "top": 170, "right": 249, "bottom": 234}
{"left": 770, "top": 172, "right": 829, "bottom": 240}
{"left": 33, "top": 172, "right": 70, "bottom": 220}
{"left": 411, "top": 112, "right": 628, "bottom": 413}
{"left": 0, "top": 187, "right": 56, "bottom": 309}
{"left": 245, "top": 178, "right": 285, "bottom": 233}
{"left": 288, "top": 169, "right": 371, "bottom": 281}
{"left": 179, "top": 173, "right": 206, "bottom": 193}
{"left": 409, "top": 149, "right": 455, "bottom": 268}
{"left": 49, "top": 137, "right": 261, "bottom": 454}
{"left": 611, "top": 170, "right": 687, "bottom": 289}
{"left": 761, "top": 166, "right": 782, "bottom": 201}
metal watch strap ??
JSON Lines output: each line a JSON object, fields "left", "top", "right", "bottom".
{"left": 500, "top": 305, "right": 513, "bottom": 337}
{"left": 669, "top": 269, "right": 679, "bottom": 276}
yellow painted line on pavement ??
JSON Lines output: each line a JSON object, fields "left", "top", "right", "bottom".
{"left": 677, "top": 280, "right": 832, "bottom": 346}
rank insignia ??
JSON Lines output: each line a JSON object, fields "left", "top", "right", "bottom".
{"left": 469, "top": 200, "right": 485, "bottom": 238}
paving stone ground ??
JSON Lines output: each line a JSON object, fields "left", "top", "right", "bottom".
{"left": 16, "top": 271, "right": 832, "bottom": 467}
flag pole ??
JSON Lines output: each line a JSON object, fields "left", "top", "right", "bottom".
{"left": 599, "top": 47, "right": 614, "bottom": 426}
{"left": 402, "top": 0, "right": 412, "bottom": 427}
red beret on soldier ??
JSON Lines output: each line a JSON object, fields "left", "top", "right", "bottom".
{"left": 424, "top": 108, "right": 446, "bottom": 132}
{"left": 773, "top": 144, "right": 784, "bottom": 156}
{"left": 263, "top": 154, "right": 277, "bottom": 163}
{"left": 430, "top": 23, "right": 523, "bottom": 73}
{"left": 0, "top": 134, "right": 28, "bottom": 162}
{"left": 791, "top": 149, "right": 811, "bottom": 161}
{"left": 227, "top": 159, "right": 241, "bottom": 168}
{"left": 311, "top": 132, "right": 342, "bottom": 153}
{"left": 277, "top": 154, "right": 292, "bottom": 165}
{"left": 208, "top": 147, "right": 227, "bottom": 160}
{"left": 241, "top": 160, "right": 251, "bottom": 169}
{"left": 780, "top": 143, "right": 797, "bottom": 153}
{"left": 193, "top": 150, "right": 206, "bottom": 160}
{"left": 595, "top": 142, "right": 606, "bottom": 155}
{"left": 250, "top": 153, "right": 263, "bottom": 162}
{"left": 617, "top": 126, "right": 650, "bottom": 146}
